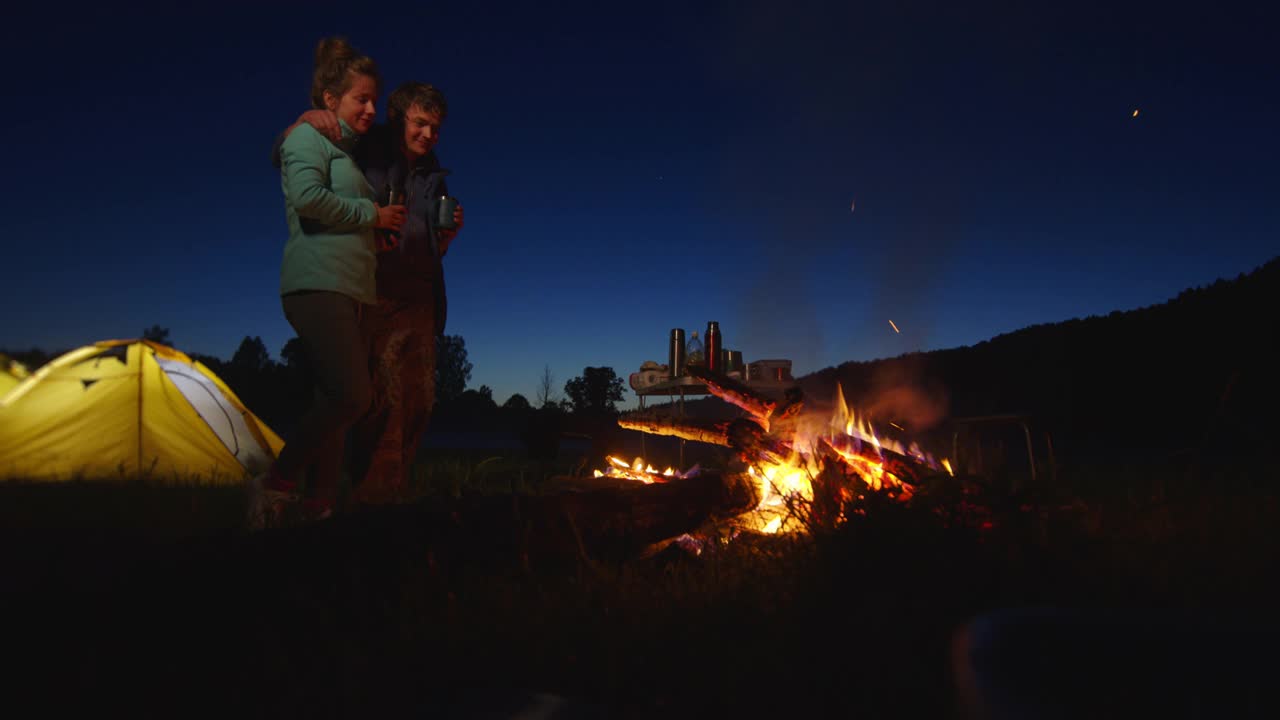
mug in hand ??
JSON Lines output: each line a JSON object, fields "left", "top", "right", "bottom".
{"left": 382, "top": 183, "right": 405, "bottom": 240}
{"left": 436, "top": 195, "right": 459, "bottom": 230}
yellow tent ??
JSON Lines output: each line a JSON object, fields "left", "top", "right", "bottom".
{"left": 1, "top": 354, "right": 29, "bottom": 399}
{"left": 0, "top": 339, "right": 284, "bottom": 483}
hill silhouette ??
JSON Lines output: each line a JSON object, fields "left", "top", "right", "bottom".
{"left": 793, "top": 256, "right": 1280, "bottom": 464}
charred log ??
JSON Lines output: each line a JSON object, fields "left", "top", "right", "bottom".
{"left": 254, "top": 471, "right": 761, "bottom": 573}
{"left": 807, "top": 455, "right": 856, "bottom": 529}
{"left": 552, "top": 469, "right": 759, "bottom": 559}
{"left": 470, "top": 471, "right": 750, "bottom": 565}
{"left": 724, "top": 418, "right": 795, "bottom": 465}
{"left": 617, "top": 410, "right": 737, "bottom": 447}
{"left": 771, "top": 386, "right": 807, "bottom": 424}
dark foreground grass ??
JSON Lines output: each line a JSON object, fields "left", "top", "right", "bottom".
{"left": 3, "top": 455, "right": 1279, "bottom": 718}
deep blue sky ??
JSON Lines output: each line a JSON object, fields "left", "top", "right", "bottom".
{"left": 3, "top": 1, "right": 1277, "bottom": 407}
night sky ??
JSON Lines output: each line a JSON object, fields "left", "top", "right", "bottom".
{"left": 4, "top": 1, "right": 1277, "bottom": 407}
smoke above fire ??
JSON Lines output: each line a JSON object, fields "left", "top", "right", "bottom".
{"left": 801, "top": 370, "right": 950, "bottom": 436}
{"left": 861, "top": 376, "right": 950, "bottom": 432}
{"left": 734, "top": 270, "right": 826, "bottom": 373}
{"left": 853, "top": 220, "right": 959, "bottom": 434}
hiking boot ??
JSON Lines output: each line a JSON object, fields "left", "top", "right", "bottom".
{"left": 246, "top": 467, "right": 299, "bottom": 530}
{"left": 300, "top": 496, "right": 335, "bottom": 523}
{"left": 246, "top": 472, "right": 267, "bottom": 530}
{"left": 348, "top": 478, "right": 402, "bottom": 507}
{"left": 263, "top": 467, "right": 299, "bottom": 499}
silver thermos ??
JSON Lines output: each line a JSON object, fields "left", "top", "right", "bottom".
{"left": 669, "top": 328, "right": 686, "bottom": 377}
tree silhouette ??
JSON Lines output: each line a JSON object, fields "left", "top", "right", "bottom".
{"left": 279, "top": 337, "right": 308, "bottom": 371}
{"left": 0, "top": 348, "right": 55, "bottom": 372}
{"left": 564, "top": 367, "right": 626, "bottom": 416}
{"left": 142, "top": 325, "right": 171, "bottom": 345}
{"left": 1, "top": 353, "right": 29, "bottom": 379}
{"left": 436, "top": 335, "right": 473, "bottom": 402}
{"left": 230, "top": 336, "right": 273, "bottom": 373}
{"left": 536, "top": 364, "right": 557, "bottom": 408}
{"left": 272, "top": 336, "right": 313, "bottom": 436}
{"left": 503, "top": 393, "right": 532, "bottom": 411}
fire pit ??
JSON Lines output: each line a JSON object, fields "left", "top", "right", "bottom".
{"left": 605, "top": 365, "right": 954, "bottom": 537}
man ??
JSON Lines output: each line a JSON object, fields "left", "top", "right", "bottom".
{"left": 276, "top": 82, "right": 464, "bottom": 507}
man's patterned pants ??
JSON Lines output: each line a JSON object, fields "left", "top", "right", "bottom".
{"left": 348, "top": 299, "right": 436, "bottom": 504}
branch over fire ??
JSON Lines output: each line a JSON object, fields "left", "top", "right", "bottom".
{"left": 617, "top": 410, "right": 737, "bottom": 447}
{"left": 684, "top": 366, "right": 779, "bottom": 422}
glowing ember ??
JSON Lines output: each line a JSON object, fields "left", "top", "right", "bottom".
{"left": 596, "top": 455, "right": 693, "bottom": 484}
{"left": 737, "top": 453, "right": 818, "bottom": 534}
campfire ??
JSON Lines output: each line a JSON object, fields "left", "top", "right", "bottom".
{"left": 602, "top": 366, "right": 954, "bottom": 537}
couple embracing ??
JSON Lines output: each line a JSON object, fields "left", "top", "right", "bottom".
{"left": 250, "top": 37, "right": 465, "bottom": 526}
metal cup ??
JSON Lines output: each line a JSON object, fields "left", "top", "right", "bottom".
{"left": 383, "top": 182, "right": 405, "bottom": 206}
{"left": 726, "top": 349, "right": 743, "bottom": 373}
{"left": 437, "top": 195, "right": 460, "bottom": 230}
{"left": 380, "top": 184, "right": 405, "bottom": 246}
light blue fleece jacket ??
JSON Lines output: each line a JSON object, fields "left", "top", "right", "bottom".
{"left": 278, "top": 119, "right": 378, "bottom": 305}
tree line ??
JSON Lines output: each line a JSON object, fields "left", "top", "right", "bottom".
{"left": 2, "top": 330, "right": 628, "bottom": 455}
{"left": 17, "top": 256, "right": 1272, "bottom": 468}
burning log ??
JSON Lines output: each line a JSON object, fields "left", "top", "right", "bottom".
{"left": 771, "top": 386, "right": 807, "bottom": 425}
{"left": 820, "top": 436, "right": 938, "bottom": 485}
{"left": 457, "top": 470, "right": 758, "bottom": 564}
{"left": 617, "top": 410, "right": 737, "bottom": 447}
{"left": 724, "top": 417, "right": 796, "bottom": 466}
{"left": 248, "top": 471, "right": 762, "bottom": 581}
{"left": 552, "top": 469, "right": 759, "bottom": 558}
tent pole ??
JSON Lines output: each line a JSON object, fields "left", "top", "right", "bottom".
{"left": 137, "top": 343, "right": 144, "bottom": 478}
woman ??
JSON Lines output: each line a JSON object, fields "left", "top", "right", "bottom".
{"left": 249, "top": 37, "right": 405, "bottom": 526}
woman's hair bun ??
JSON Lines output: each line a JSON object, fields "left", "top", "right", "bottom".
{"left": 315, "top": 37, "right": 355, "bottom": 68}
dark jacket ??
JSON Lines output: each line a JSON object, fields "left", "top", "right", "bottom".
{"left": 272, "top": 124, "right": 452, "bottom": 334}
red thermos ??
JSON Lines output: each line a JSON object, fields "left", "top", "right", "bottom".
{"left": 705, "top": 321, "right": 722, "bottom": 373}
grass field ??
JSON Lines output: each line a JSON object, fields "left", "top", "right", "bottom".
{"left": 3, "top": 451, "right": 1278, "bottom": 717}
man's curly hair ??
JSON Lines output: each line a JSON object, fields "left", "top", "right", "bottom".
{"left": 387, "top": 82, "right": 448, "bottom": 131}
